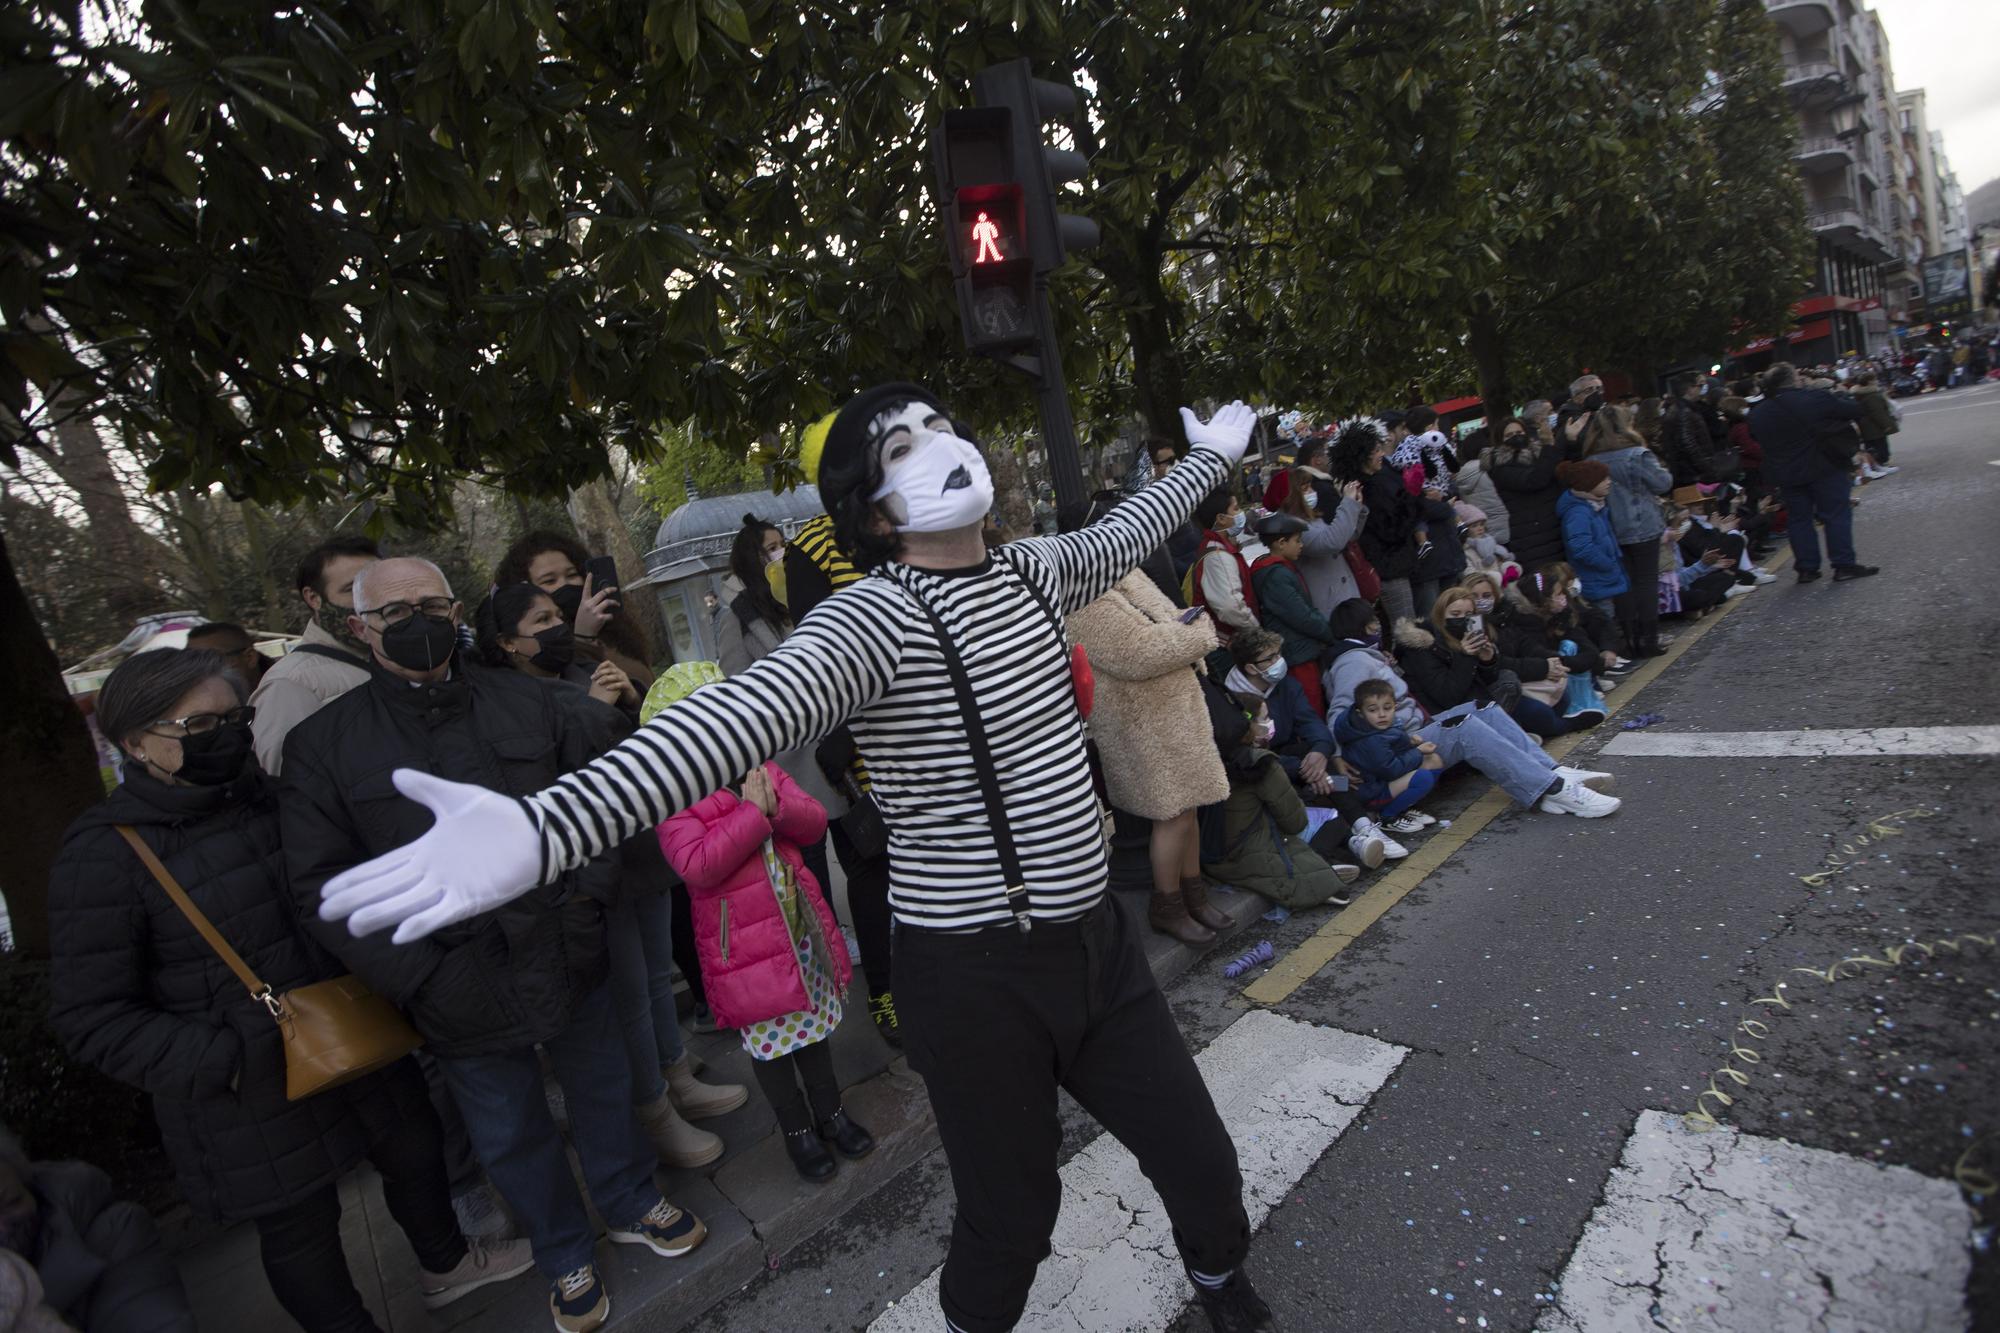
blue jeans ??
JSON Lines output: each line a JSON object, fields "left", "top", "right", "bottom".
{"left": 437, "top": 982, "right": 662, "bottom": 1278}
{"left": 608, "top": 890, "right": 685, "bottom": 1104}
{"left": 1416, "top": 701, "right": 1560, "bottom": 807}
{"left": 1511, "top": 697, "right": 1573, "bottom": 739}
{"left": 1782, "top": 471, "right": 1857, "bottom": 573}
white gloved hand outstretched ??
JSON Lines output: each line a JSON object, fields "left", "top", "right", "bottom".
{"left": 1178, "top": 400, "right": 1257, "bottom": 463}
{"left": 318, "top": 769, "right": 542, "bottom": 944}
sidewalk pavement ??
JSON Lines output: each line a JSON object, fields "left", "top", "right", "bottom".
{"left": 164, "top": 878, "right": 1278, "bottom": 1332}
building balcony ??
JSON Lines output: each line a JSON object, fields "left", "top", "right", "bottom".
{"left": 1808, "top": 196, "right": 1864, "bottom": 231}
{"left": 1793, "top": 135, "right": 1854, "bottom": 170}
{"left": 1783, "top": 61, "right": 1847, "bottom": 104}
{"left": 1766, "top": 0, "right": 1836, "bottom": 36}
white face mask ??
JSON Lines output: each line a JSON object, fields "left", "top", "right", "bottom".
{"left": 1262, "top": 658, "right": 1287, "bottom": 683}
{"left": 1568, "top": 578, "right": 1583, "bottom": 596}
{"left": 1253, "top": 719, "right": 1276, "bottom": 743}
{"left": 1473, "top": 595, "right": 1495, "bottom": 612}
{"left": 1303, "top": 490, "right": 1318, "bottom": 511}
{"left": 868, "top": 402, "right": 994, "bottom": 533}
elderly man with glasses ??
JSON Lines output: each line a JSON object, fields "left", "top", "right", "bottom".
{"left": 276, "top": 556, "right": 706, "bottom": 1333}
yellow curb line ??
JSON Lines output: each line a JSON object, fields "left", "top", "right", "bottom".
{"left": 1241, "top": 543, "right": 1796, "bottom": 1007}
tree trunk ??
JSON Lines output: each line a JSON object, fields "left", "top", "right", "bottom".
{"left": 240, "top": 503, "right": 288, "bottom": 628}
{"left": 567, "top": 477, "right": 665, "bottom": 661}
{"left": 0, "top": 532, "right": 107, "bottom": 956}
{"left": 986, "top": 444, "right": 1035, "bottom": 541}
{"left": 42, "top": 415, "right": 166, "bottom": 621}
{"left": 1123, "top": 261, "right": 1191, "bottom": 448}
{"left": 1465, "top": 298, "right": 1514, "bottom": 431}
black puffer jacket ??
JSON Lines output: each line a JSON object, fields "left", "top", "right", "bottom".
{"left": 280, "top": 663, "right": 617, "bottom": 1057}
{"left": 47, "top": 768, "right": 427, "bottom": 1222}
{"left": 1357, "top": 467, "right": 1421, "bottom": 580}
{"left": 1483, "top": 443, "right": 1565, "bottom": 571}
{"left": 1495, "top": 588, "right": 1603, "bottom": 673}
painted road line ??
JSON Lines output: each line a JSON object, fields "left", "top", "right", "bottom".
{"left": 1603, "top": 723, "right": 2000, "bottom": 758}
{"left": 1535, "top": 1110, "right": 1972, "bottom": 1333}
{"left": 1239, "top": 545, "right": 1793, "bottom": 1008}
{"left": 867, "top": 1011, "right": 1406, "bottom": 1333}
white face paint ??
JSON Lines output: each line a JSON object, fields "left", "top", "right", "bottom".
{"left": 867, "top": 400, "right": 994, "bottom": 533}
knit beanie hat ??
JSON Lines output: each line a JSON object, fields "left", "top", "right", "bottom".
{"left": 640, "top": 660, "right": 724, "bottom": 724}
{"left": 1556, "top": 458, "right": 1611, "bottom": 491}
{"left": 1452, "top": 501, "right": 1486, "bottom": 526}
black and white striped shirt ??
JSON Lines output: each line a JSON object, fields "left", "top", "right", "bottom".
{"left": 524, "top": 445, "right": 1232, "bottom": 930}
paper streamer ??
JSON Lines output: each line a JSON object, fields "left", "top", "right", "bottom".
{"left": 1794, "top": 805, "right": 1938, "bottom": 887}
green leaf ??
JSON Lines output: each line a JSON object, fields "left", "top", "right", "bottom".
{"left": 673, "top": 0, "right": 701, "bottom": 65}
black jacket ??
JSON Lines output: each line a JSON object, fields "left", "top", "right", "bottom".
{"left": 1357, "top": 467, "right": 1421, "bottom": 579}
{"left": 280, "top": 662, "right": 618, "bottom": 1057}
{"left": 47, "top": 768, "right": 427, "bottom": 1222}
{"left": 1745, "top": 387, "right": 1862, "bottom": 489}
{"left": 1391, "top": 623, "right": 1507, "bottom": 716}
{"left": 1495, "top": 595, "right": 1601, "bottom": 674}
{"left": 4, "top": 1146, "right": 194, "bottom": 1333}
{"left": 1483, "top": 443, "right": 1565, "bottom": 570}
{"left": 1659, "top": 398, "right": 1722, "bottom": 486}
{"left": 1411, "top": 489, "right": 1466, "bottom": 584}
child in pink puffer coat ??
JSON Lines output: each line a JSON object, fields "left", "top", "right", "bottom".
{"left": 658, "top": 761, "right": 875, "bottom": 1183}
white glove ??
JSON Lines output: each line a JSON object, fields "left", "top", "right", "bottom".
{"left": 318, "top": 769, "right": 543, "bottom": 944}
{"left": 1178, "top": 400, "right": 1257, "bottom": 463}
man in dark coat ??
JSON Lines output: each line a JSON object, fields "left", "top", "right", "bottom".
{"left": 280, "top": 556, "right": 706, "bottom": 1328}
{"left": 1745, "top": 363, "right": 1879, "bottom": 584}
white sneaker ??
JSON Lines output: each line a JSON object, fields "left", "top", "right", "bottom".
{"left": 1724, "top": 582, "right": 1757, "bottom": 599}
{"left": 1401, "top": 810, "right": 1438, "bottom": 828}
{"left": 1538, "top": 779, "right": 1621, "bottom": 818}
{"left": 1347, "top": 833, "right": 1386, "bottom": 870}
{"left": 1353, "top": 820, "right": 1409, "bottom": 859}
{"left": 422, "top": 1236, "right": 534, "bottom": 1309}
{"left": 1873, "top": 464, "right": 1900, "bottom": 476}
{"left": 1860, "top": 464, "right": 1887, "bottom": 479}
{"left": 1598, "top": 676, "right": 1618, "bottom": 692}
{"left": 1751, "top": 569, "right": 1777, "bottom": 585}
{"left": 1554, "top": 765, "right": 1616, "bottom": 795}
{"left": 1383, "top": 814, "right": 1429, "bottom": 835}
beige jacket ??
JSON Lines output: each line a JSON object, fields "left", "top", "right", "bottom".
{"left": 1067, "top": 571, "right": 1229, "bottom": 821}
{"left": 248, "top": 620, "right": 370, "bottom": 775}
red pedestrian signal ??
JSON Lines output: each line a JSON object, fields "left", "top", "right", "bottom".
{"left": 972, "top": 212, "right": 1005, "bottom": 264}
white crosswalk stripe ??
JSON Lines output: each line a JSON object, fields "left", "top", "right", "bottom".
{"left": 1535, "top": 1110, "right": 1973, "bottom": 1333}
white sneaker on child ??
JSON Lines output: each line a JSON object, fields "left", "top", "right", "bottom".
{"left": 1346, "top": 833, "right": 1386, "bottom": 870}
{"left": 1383, "top": 814, "right": 1429, "bottom": 836}
{"left": 1352, "top": 819, "right": 1408, "bottom": 860}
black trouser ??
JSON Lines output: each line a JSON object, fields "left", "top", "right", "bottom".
{"left": 897, "top": 895, "right": 1249, "bottom": 1333}
{"left": 748, "top": 1038, "right": 840, "bottom": 1135}
{"left": 1863, "top": 434, "right": 1890, "bottom": 463}
{"left": 830, "top": 820, "right": 895, "bottom": 997}
{"left": 1615, "top": 542, "right": 1660, "bottom": 651}
{"left": 669, "top": 880, "right": 705, "bottom": 1009}
{"left": 1679, "top": 568, "right": 1737, "bottom": 614}
{"left": 254, "top": 1081, "right": 465, "bottom": 1333}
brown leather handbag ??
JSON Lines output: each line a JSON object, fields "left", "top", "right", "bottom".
{"left": 116, "top": 826, "right": 422, "bottom": 1101}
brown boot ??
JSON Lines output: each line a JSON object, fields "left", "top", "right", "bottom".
{"left": 1148, "top": 888, "right": 1217, "bottom": 946}
{"left": 1180, "top": 877, "right": 1235, "bottom": 933}
{"left": 635, "top": 1092, "right": 723, "bottom": 1169}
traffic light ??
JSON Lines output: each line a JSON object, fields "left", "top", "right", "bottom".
{"left": 970, "top": 60, "right": 1100, "bottom": 271}
{"left": 934, "top": 106, "right": 1037, "bottom": 354}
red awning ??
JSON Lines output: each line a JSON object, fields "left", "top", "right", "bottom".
{"left": 1432, "top": 396, "right": 1483, "bottom": 415}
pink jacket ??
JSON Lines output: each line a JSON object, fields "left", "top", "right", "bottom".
{"left": 655, "top": 763, "right": 846, "bottom": 1031}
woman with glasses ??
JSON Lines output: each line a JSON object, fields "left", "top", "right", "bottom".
{"left": 47, "top": 649, "right": 530, "bottom": 1332}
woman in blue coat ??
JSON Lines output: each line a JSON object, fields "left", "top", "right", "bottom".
{"left": 1582, "top": 405, "right": 1673, "bottom": 658}
{"left": 1554, "top": 458, "right": 1628, "bottom": 617}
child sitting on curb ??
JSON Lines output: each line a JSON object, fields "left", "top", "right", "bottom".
{"left": 1332, "top": 679, "right": 1444, "bottom": 827}
{"left": 1200, "top": 692, "right": 1359, "bottom": 911}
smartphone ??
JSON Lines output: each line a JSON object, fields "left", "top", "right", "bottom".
{"left": 1467, "top": 613, "right": 1484, "bottom": 636}
{"left": 1178, "top": 606, "right": 1204, "bottom": 624}
{"left": 583, "top": 554, "right": 620, "bottom": 595}
{"left": 1326, "top": 774, "right": 1350, "bottom": 793}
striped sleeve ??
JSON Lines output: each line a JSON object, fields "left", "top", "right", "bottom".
{"left": 1016, "top": 445, "right": 1233, "bottom": 612}
{"left": 524, "top": 581, "right": 904, "bottom": 872}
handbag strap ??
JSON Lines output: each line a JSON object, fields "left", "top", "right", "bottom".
{"left": 114, "top": 825, "right": 275, "bottom": 1007}
{"left": 895, "top": 583, "right": 1036, "bottom": 933}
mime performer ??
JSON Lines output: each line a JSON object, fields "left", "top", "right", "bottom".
{"left": 319, "top": 386, "right": 1275, "bottom": 1333}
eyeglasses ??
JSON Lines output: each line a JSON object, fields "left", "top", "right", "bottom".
{"left": 145, "top": 705, "right": 255, "bottom": 737}
{"left": 357, "top": 597, "right": 456, "bottom": 626}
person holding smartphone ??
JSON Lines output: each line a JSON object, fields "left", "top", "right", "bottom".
{"left": 493, "top": 531, "right": 656, "bottom": 694}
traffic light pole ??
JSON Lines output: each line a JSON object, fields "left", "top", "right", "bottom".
{"left": 1029, "top": 277, "right": 1087, "bottom": 512}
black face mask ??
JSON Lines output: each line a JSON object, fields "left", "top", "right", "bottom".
{"left": 1580, "top": 391, "right": 1605, "bottom": 412}
{"left": 175, "top": 722, "right": 254, "bottom": 787}
{"left": 518, "top": 623, "right": 576, "bottom": 673}
{"left": 1444, "top": 615, "right": 1472, "bottom": 639}
{"left": 379, "top": 614, "right": 458, "bottom": 673}
{"left": 549, "top": 583, "right": 584, "bottom": 622}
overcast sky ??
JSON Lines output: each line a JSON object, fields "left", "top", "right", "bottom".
{"left": 1867, "top": 0, "right": 2000, "bottom": 195}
